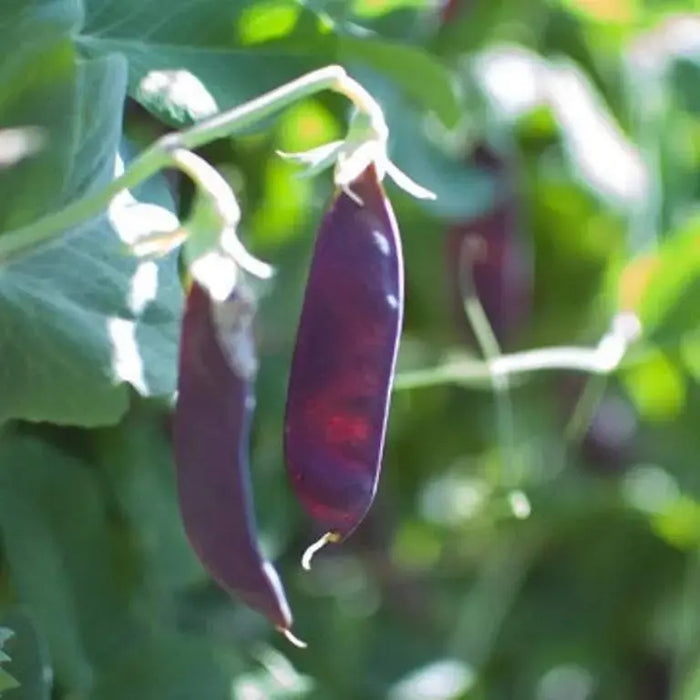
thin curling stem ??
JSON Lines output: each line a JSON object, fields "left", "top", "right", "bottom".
{"left": 170, "top": 148, "right": 274, "bottom": 280}
{"left": 394, "top": 313, "right": 642, "bottom": 389}
{"left": 332, "top": 72, "right": 388, "bottom": 137}
{"left": 170, "top": 148, "right": 241, "bottom": 226}
{"left": 279, "top": 627, "right": 308, "bottom": 649}
{"left": 0, "top": 64, "right": 390, "bottom": 264}
{"left": 0, "top": 142, "right": 170, "bottom": 263}
{"left": 490, "top": 311, "right": 641, "bottom": 377}
{"left": 171, "top": 65, "right": 347, "bottom": 152}
{"left": 301, "top": 532, "right": 339, "bottom": 571}
{"left": 458, "top": 237, "right": 516, "bottom": 488}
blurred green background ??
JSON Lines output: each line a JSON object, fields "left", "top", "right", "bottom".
{"left": 1, "top": 0, "right": 699, "bottom": 697}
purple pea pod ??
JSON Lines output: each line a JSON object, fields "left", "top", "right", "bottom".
{"left": 175, "top": 281, "right": 304, "bottom": 646}
{"left": 284, "top": 163, "right": 403, "bottom": 568}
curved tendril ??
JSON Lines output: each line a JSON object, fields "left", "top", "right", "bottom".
{"left": 220, "top": 229, "right": 275, "bottom": 280}
{"left": 279, "top": 627, "right": 308, "bottom": 649}
{"left": 301, "top": 532, "right": 339, "bottom": 570}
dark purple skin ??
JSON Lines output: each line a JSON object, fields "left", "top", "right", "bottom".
{"left": 284, "top": 164, "right": 403, "bottom": 540}
{"left": 174, "top": 281, "right": 293, "bottom": 631}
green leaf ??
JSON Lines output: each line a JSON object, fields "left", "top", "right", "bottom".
{"left": 622, "top": 348, "right": 686, "bottom": 422}
{"left": 78, "top": 0, "right": 328, "bottom": 127}
{"left": 616, "top": 215, "right": 700, "bottom": 344}
{"left": 0, "top": 54, "right": 182, "bottom": 426}
{"left": 0, "top": 625, "right": 19, "bottom": 696}
{"left": 0, "top": 434, "right": 94, "bottom": 692}
{"left": 0, "top": 0, "right": 82, "bottom": 38}
{"left": 338, "top": 36, "right": 461, "bottom": 128}
{"left": 91, "top": 401, "right": 204, "bottom": 595}
{"left": 680, "top": 329, "right": 700, "bottom": 382}
{"left": 0, "top": 432, "right": 141, "bottom": 693}
{"left": 89, "top": 634, "right": 234, "bottom": 700}
{"left": 0, "top": 610, "right": 52, "bottom": 700}
{"left": 352, "top": 0, "right": 433, "bottom": 19}
{"left": 0, "top": 39, "right": 76, "bottom": 232}
{"left": 78, "top": 0, "right": 459, "bottom": 130}
{"left": 0, "top": 670, "right": 20, "bottom": 694}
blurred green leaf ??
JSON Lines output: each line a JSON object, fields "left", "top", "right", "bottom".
{"left": 0, "top": 610, "right": 52, "bottom": 700}
{"left": 78, "top": 0, "right": 331, "bottom": 126}
{"left": 680, "top": 330, "right": 700, "bottom": 381}
{"left": 617, "top": 215, "right": 700, "bottom": 342}
{"left": 0, "top": 53, "right": 181, "bottom": 426}
{"left": 238, "top": 1, "right": 302, "bottom": 45}
{"left": 622, "top": 348, "right": 686, "bottom": 421}
{"left": 88, "top": 634, "right": 233, "bottom": 700}
{"left": 0, "top": 432, "right": 134, "bottom": 692}
{"left": 338, "top": 37, "right": 461, "bottom": 127}
{"left": 91, "top": 401, "right": 203, "bottom": 594}
{"left": 251, "top": 159, "right": 314, "bottom": 247}
{"left": 79, "top": 0, "right": 459, "bottom": 130}
{"left": 651, "top": 496, "right": 700, "bottom": 550}
{"left": 0, "top": 627, "right": 19, "bottom": 695}
{"left": 276, "top": 99, "right": 342, "bottom": 153}
{"left": 0, "top": 671, "right": 19, "bottom": 694}
{"left": 352, "top": 0, "right": 432, "bottom": 18}
{"left": 559, "top": 0, "right": 639, "bottom": 24}
{"left": 0, "top": 19, "right": 76, "bottom": 233}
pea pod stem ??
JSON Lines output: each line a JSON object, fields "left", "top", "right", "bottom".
{"left": 0, "top": 65, "right": 388, "bottom": 264}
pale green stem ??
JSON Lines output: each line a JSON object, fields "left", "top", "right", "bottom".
{"left": 564, "top": 374, "right": 608, "bottom": 442}
{"left": 0, "top": 143, "right": 170, "bottom": 263}
{"left": 395, "top": 312, "right": 641, "bottom": 390}
{"left": 0, "top": 64, "right": 378, "bottom": 264}
{"left": 459, "top": 240, "right": 516, "bottom": 488}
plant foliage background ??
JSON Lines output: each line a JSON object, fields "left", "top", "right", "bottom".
{"left": 0, "top": 0, "right": 699, "bottom": 697}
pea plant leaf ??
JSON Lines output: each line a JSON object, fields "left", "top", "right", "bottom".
{"left": 0, "top": 627, "right": 19, "bottom": 696}
{"left": 77, "top": 0, "right": 329, "bottom": 126}
{"left": 76, "top": 0, "right": 459, "bottom": 129}
{"left": 0, "top": 610, "right": 52, "bottom": 700}
{"left": 0, "top": 431, "right": 145, "bottom": 694}
{"left": 0, "top": 45, "right": 182, "bottom": 426}
{"left": 338, "top": 35, "right": 461, "bottom": 128}
{"left": 0, "top": 8, "right": 77, "bottom": 234}
{"left": 90, "top": 401, "right": 204, "bottom": 596}
{"left": 616, "top": 215, "right": 700, "bottom": 344}
{"left": 88, "top": 635, "right": 233, "bottom": 700}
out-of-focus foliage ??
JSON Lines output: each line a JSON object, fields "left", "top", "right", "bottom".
{"left": 0, "top": 0, "right": 699, "bottom": 698}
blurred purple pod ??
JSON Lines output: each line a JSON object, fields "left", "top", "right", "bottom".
{"left": 446, "top": 143, "right": 532, "bottom": 346}
{"left": 284, "top": 164, "right": 403, "bottom": 567}
{"left": 175, "top": 281, "right": 303, "bottom": 645}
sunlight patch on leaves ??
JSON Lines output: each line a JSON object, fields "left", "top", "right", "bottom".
{"left": 0, "top": 54, "right": 181, "bottom": 425}
{"left": 136, "top": 70, "right": 219, "bottom": 124}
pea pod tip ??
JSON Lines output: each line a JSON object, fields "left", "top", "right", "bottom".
{"left": 279, "top": 627, "right": 308, "bottom": 649}
{"left": 301, "top": 531, "right": 342, "bottom": 571}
